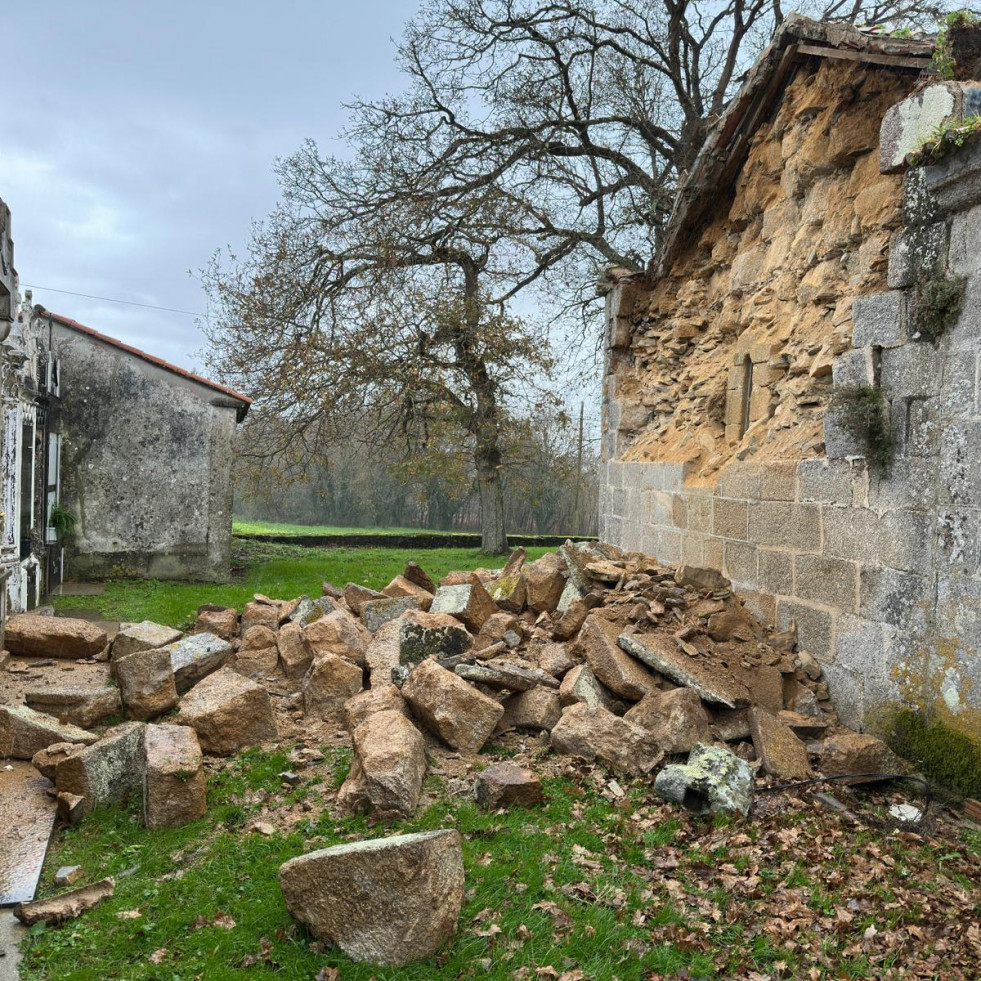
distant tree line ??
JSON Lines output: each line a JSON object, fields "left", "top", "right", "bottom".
{"left": 233, "top": 406, "right": 599, "bottom": 537}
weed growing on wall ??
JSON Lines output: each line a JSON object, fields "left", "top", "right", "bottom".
{"left": 930, "top": 9, "right": 981, "bottom": 79}
{"left": 833, "top": 385, "right": 894, "bottom": 476}
{"left": 911, "top": 271, "right": 966, "bottom": 341}
{"left": 908, "top": 114, "right": 981, "bottom": 166}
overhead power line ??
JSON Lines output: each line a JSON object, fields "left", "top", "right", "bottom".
{"left": 21, "top": 284, "right": 206, "bottom": 319}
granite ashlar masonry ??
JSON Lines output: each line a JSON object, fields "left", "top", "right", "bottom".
{"left": 600, "top": 43, "right": 981, "bottom": 738}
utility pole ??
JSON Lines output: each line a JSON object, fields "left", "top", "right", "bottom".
{"left": 572, "top": 401, "right": 584, "bottom": 534}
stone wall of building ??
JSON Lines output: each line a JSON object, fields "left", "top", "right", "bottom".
{"left": 601, "top": 88, "right": 981, "bottom": 739}
{"left": 600, "top": 134, "right": 981, "bottom": 737}
{"left": 47, "top": 318, "right": 243, "bottom": 582}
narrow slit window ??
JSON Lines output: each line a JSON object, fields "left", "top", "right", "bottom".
{"left": 740, "top": 354, "right": 754, "bottom": 437}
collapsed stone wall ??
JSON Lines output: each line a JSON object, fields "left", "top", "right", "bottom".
{"left": 601, "top": 63, "right": 981, "bottom": 740}
{"left": 607, "top": 58, "right": 916, "bottom": 479}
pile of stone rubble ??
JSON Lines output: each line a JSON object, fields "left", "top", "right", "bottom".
{"left": 0, "top": 541, "right": 906, "bottom": 833}
{"left": 0, "top": 540, "right": 916, "bottom": 959}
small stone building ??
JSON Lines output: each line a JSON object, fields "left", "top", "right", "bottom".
{"left": 599, "top": 17, "right": 981, "bottom": 739}
{"left": 36, "top": 312, "right": 251, "bottom": 582}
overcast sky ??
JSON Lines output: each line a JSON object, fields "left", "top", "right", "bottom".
{"left": 3, "top": 0, "right": 413, "bottom": 373}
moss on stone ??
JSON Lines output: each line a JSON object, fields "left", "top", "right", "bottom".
{"left": 880, "top": 706, "right": 981, "bottom": 798}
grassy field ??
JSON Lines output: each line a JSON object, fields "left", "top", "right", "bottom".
{"left": 21, "top": 746, "right": 981, "bottom": 981}
{"left": 232, "top": 520, "right": 447, "bottom": 537}
{"left": 51, "top": 540, "right": 552, "bottom": 629}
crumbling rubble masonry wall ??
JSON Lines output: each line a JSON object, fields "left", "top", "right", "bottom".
{"left": 600, "top": 61, "right": 981, "bottom": 738}
{"left": 47, "top": 319, "right": 240, "bottom": 581}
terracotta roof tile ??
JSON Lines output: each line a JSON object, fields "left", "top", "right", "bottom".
{"left": 45, "top": 312, "right": 252, "bottom": 421}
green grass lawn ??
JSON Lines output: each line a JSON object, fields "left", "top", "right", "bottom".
{"left": 21, "top": 746, "right": 981, "bottom": 981}
{"left": 51, "top": 540, "right": 552, "bottom": 629}
{"left": 232, "top": 520, "right": 589, "bottom": 539}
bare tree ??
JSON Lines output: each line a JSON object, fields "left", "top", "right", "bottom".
{"left": 365, "top": 0, "right": 947, "bottom": 293}
{"left": 204, "top": 126, "right": 557, "bottom": 554}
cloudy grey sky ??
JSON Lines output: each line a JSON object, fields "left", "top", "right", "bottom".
{"left": 3, "top": 0, "right": 412, "bottom": 374}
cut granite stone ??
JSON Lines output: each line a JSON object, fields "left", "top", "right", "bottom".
{"left": 277, "top": 621, "right": 314, "bottom": 680}
{"left": 23, "top": 686, "right": 121, "bottom": 729}
{"left": 193, "top": 606, "right": 239, "bottom": 641}
{"left": 474, "top": 763, "right": 543, "bottom": 809}
{"left": 579, "top": 615, "right": 659, "bottom": 701}
{"left": 302, "top": 654, "right": 364, "bottom": 722}
{"left": 499, "top": 688, "right": 562, "bottom": 732}
{"left": 279, "top": 830, "right": 464, "bottom": 967}
{"left": 343, "top": 685, "right": 409, "bottom": 734}
{"left": 53, "top": 722, "right": 146, "bottom": 818}
{"left": 558, "top": 663, "right": 621, "bottom": 713}
{"left": 402, "top": 658, "right": 503, "bottom": 753}
{"left": 748, "top": 707, "right": 812, "bottom": 780}
{"left": 115, "top": 648, "right": 178, "bottom": 721}
{"left": 429, "top": 579, "right": 498, "bottom": 633}
{"left": 343, "top": 583, "right": 387, "bottom": 616}
{"left": 175, "top": 667, "right": 277, "bottom": 756}
{"left": 522, "top": 554, "right": 567, "bottom": 613}
{"left": 624, "top": 688, "right": 713, "bottom": 754}
{"left": 382, "top": 576, "right": 434, "bottom": 612}
{"left": 550, "top": 703, "right": 662, "bottom": 777}
{"left": 337, "top": 709, "right": 427, "bottom": 819}
{"left": 403, "top": 562, "right": 436, "bottom": 594}
{"left": 166, "top": 633, "right": 234, "bottom": 694}
{"left": 365, "top": 619, "right": 403, "bottom": 683}
{"left": 5, "top": 614, "right": 107, "bottom": 660}
{"left": 818, "top": 732, "right": 908, "bottom": 783}
{"left": 398, "top": 611, "right": 473, "bottom": 665}
{"left": 0, "top": 705, "right": 98, "bottom": 760}
{"left": 361, "top": 595, "right": 422, "bottom": 634}
{"left": 143, "top": 724, "right": 206, "bottom": 830}
{"left": 488, "top": 548, "right": 527, "bottom": 613}
{"left": 304, "top": 610, "right": 370, "bottom": 663}
{"left": 112, "top": 621, "right": 182, "bottom": 662}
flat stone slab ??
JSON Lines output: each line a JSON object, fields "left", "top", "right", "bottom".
{"left": 5, "top": 615, "right": 107, "bottom": 660}
{"left": 454, "top": 659, "right": 558, "bottom": 692}
{"left": 0, "top": 763, "right": 57, "bottom": 905}
{"left": 0, "top": 910, "right": 25, "bottom": 981}
{"left": 618, "top": 633, "right": 750, "bottom": 709}
{"left": 24, "top": 686, "right": 121, "bottom": 729}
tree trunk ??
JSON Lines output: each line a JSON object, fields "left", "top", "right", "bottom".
{"left": 458, "top": 262, "right": 509, "bottom": 555}
{"left": 474, "top": 436, "right": 508, "bottom": 555}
